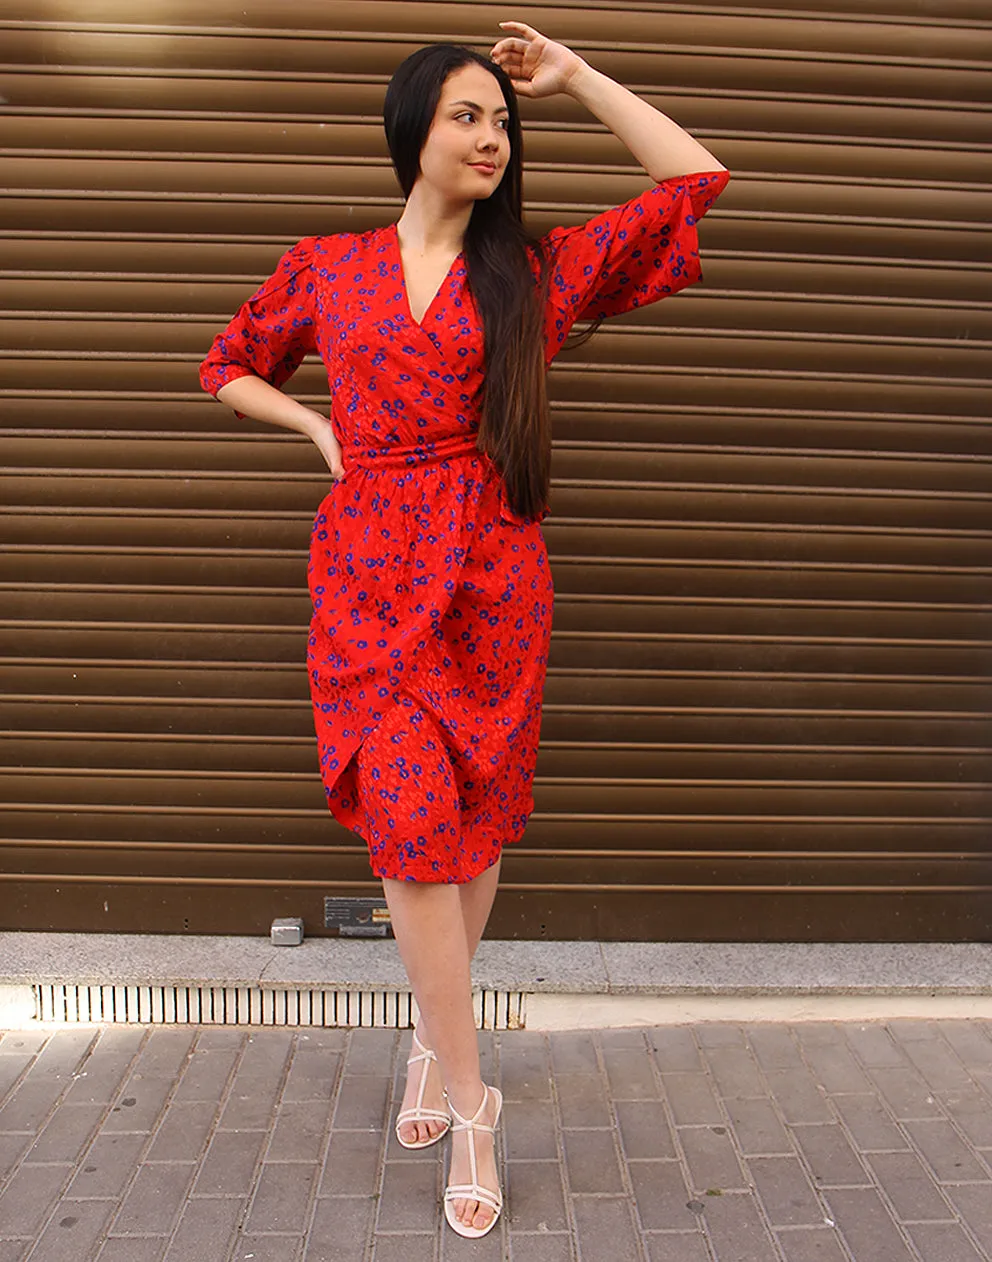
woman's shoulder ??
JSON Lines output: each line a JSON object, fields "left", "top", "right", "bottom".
{"left": 302, "top": 225, "right": 392, "bottom": 271}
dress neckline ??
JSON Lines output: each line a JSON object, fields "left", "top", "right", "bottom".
{"left": 390, "top": 221, "right": 464, "bottom": 330}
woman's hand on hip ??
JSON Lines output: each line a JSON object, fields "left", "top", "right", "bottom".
{"left": 215, "top": 377, "right": 345, "bottom": 482}
{"left": 490, "top": 21, "right": 587, "bottom": 98}
{"left": 307, "top": 415, "right": 346, "bottom": 480}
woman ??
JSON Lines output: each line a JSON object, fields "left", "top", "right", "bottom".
{"left": 200, "top": 20, "right": 728, "bottom": 1239}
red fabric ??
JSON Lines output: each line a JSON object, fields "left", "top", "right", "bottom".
{"left": 200, "top": 169, "right": 730, "bottom": 882}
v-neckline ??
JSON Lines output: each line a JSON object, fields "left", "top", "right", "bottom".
{"left": 391, "top": 221, "right": 463, "bottom": 330}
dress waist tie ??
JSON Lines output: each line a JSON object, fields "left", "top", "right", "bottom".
{"left": 346, "top": 432, "right": 485, "bottom": 471}
{"left": 338, "top": 433, "right": 547, "bottom": 524}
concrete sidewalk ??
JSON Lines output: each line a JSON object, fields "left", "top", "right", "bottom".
{"left": 1, "top": 1020, "right": 991, "bottom": 1261}
{"left": 4, "top": 936, "right": 992, "bottom": 1034}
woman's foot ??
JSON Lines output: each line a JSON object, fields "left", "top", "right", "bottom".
{"left": 445, "top": 1083, "right": 502, "bottom": 1234}
{"left": 396, "top": 1023, "right": 450, "bottom": 1146}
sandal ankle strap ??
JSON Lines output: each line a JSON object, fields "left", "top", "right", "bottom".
{"left": 446, "top": 1082, "right": 501, "bottom": 1128}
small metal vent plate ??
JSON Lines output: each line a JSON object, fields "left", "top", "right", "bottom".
{"left": 33, "top": 984, "right": 526, "bottom": 1029}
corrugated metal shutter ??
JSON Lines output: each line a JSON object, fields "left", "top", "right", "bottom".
{"left": 2, "top": 1, "right": 990, "bottom": 940}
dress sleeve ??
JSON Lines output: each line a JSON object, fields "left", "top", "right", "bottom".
{"left": 199, "top": 236, "right": 319, "bottom": 405}
{"left": 541, "top": 169, "right": 730, "bottom": 362}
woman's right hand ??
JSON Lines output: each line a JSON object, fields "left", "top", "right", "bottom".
{"left": 216, "top": 377, "right": 347, "bottom": 481}
{"left": 307, "top": 414, "right": 346, "bottom": 481}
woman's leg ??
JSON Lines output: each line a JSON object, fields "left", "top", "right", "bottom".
{"left": 419, "top": 852, "right": 502, "bottom": 1041}
{"left": 395, "top": 854, "right": 501, "bottom": 1141}
{"left": 357, "top": 700, "right": 502, "bottom": 1228}
{"left": 382, "top": 863, "right": 502, "bottom": 1232}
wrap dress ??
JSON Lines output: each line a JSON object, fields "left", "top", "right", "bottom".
{"left": 199, "top": 168, "right": 730, "bottom": 883}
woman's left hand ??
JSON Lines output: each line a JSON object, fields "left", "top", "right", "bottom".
{"left": 490, "top": 21, "right": 588, "bottom": 98}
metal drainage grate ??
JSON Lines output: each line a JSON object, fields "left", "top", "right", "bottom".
{"left": 33, "top": 984, "right": 527, "bottom": 1029}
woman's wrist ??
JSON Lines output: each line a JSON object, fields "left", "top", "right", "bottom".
{"left": 294, "top": 406, "right": 328, "bottom": 440}
{"left": 563, "top": 59, "right": 606, "bottom": 104}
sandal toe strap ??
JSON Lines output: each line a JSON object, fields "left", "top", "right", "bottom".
{"left": 444, "top": 1184, "right": 502, "bottom": 1210}
{"left": 396, "top": 1106, "right": 451, "bottom": 1124}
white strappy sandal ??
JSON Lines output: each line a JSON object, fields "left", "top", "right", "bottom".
{"left": 443, "top": 1082, "right": 504, "bottom": 1239}
{"left": 394, "top": 1027, "right": 452, "bottom": 1149}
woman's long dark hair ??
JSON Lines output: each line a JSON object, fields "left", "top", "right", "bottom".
{"left": 383, "top": 44, "right": 554, "bottom": 521}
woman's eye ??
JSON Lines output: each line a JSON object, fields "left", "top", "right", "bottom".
{"left": 455, "top": 112, "right": 507, "bottom": 129}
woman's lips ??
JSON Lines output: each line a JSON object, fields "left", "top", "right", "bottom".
{"left": 469, "top": 162, "right": 497, "bottom": 175}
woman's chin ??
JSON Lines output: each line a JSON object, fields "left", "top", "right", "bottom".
{"left": 467, "top": 175, "right": 503, "bottom": 199}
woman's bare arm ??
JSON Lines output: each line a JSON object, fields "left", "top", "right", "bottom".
{"left": 565, "top": 65, "right": 726, "bottom": 183}
{"left": 491, "top": 20, "right": 727, "bottom": 182}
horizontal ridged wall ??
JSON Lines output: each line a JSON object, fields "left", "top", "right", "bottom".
{"left": 1, "top": 0, "right": 990, "bottom": 939}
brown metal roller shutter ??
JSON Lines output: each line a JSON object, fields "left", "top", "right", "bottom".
{"left": 2, "top": 1, "right": 990, "bottom": 941}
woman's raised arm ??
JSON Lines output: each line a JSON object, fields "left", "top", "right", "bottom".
{"left": 490, "top": 20, "right": 727, "bottom": 182}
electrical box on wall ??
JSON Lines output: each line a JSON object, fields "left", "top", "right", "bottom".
{"left": 324, "top": 897, "right": 393, "bottom": 937}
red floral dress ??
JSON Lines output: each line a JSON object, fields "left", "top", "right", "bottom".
{"left": 200, "top": 169, "right": 730, "bottom": 883}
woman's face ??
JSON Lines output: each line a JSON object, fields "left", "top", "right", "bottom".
{"left": 417, "top": 62, "right": 511, "bottom": 202}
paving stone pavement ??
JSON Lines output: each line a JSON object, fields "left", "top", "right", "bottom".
{"left": 0, "top": 1019, "right": 991, "bottom": 1261}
